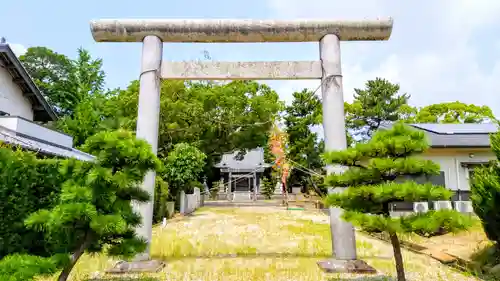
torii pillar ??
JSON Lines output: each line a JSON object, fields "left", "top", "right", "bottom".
{"left": 90, "top": 18, "right": 393, "bottom": 273}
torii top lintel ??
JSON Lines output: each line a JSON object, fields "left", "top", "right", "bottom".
{"left": 89, "top": 18, "right": 393, "bottom": 43}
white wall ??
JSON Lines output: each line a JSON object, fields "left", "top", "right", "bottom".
{"left": 422, "top": 148, "right": 495, "bottom": 191}
{"left": 0, "top": 116, "right": 73, "bottom": 148}
{"left": 179, "top": 188, "right": 202, "bottom": 215}
{"left": 0, "top": 67, "right": 33, "bottom": 120}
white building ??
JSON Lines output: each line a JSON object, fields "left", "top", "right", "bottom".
{"left": 382, "top": 123, "right": 497, "bottom": 215}
{"left": 0, "top": 43, "right": 93, "bottom": 161}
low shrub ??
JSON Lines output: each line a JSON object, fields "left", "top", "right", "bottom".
{"left": 153, "top": 176, "right": 169, "bottom": 223}
{"left": 260, "top": 177, "right": 275, "bottom": 200}
{"left": 210, "top": 180, "right": 222, "bottom": 200}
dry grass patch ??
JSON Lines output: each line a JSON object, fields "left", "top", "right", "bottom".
{"left": 36, "top": 206, "right": 483, "bottom": 280}
{"left": 36, "top": 254, "right": 480, "bottom": 281}
{"left": 151, "top": 206, "right": 338, "bottom": 258}
{"left": 398, "top": 218, "right": 490, "bottom": 261}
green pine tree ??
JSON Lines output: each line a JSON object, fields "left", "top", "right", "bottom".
{"left": 0, "top": 130, "right": 161, "bottom": 281}
{"left": 323, "top": 123, "right": 471, "bottom": 281}
{"left": 284, "top": 89, "right": 324, "bottom": 190}
{"left": 346, "top": 78, "right": 410, "bottom": 141}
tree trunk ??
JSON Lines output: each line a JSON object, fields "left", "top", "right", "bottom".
{"left": 57, "top": 232, "right": 94, "bottom": 281}
{"left": 389, "top": 231, "right": 406, "bottom": 281}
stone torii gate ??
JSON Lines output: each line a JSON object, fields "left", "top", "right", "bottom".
{"left": 90, "top": 18, "right": 393, "bottom": 272}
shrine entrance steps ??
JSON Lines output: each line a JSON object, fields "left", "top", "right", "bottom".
{"left": 232, "top": 191, "right": 253, "bottom": 202}
{"left": 204, "top": 199, "right": 283, "bottom": 208}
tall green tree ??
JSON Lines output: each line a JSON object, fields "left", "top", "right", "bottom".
{"left": 403, "top": 101, "right": 495, "bottom": 124}
{"left": 20, "top": 47, "right": 106, "bottom": 117}
{"left": 164, "top": 143, "right": 206, "bottom": 197}
{"left": 284, "top": 89, "right": 324, "bottom": 190}
{"left": 324, "top": 123, "right": 470, "bottom": 281}
{"left": 471, "top": 129, "right": 500, "bottom": 251}
{"left": 345, "top": 78, "right": 410, "bottom": 140}
{"left": 19, "top": 47, "right": 72, "bottom": 115}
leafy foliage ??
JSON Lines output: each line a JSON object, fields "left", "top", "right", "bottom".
{"left": 284, "top": 89, "right": 325, "bottom": 191}
{"left": 260, "top": 177, "right": 276, "bottom": 200}
{"left": 164, "top": 143, "right": 206, "bottom": 197}
{"left": 0, "top": 130, "right": 161, "bottom": 281}
{"left": 471, "top": 130, "right": 500, "bottom": 246}
{"left": 404, "top": 101, "right": 495, "bottom": 124}
{"left": 345, "top": 78, "right": 409, "bottom": 141}
{"left": 112, "top": 80, "right": 282, "bottom": 158}
{"left": 62, "top": 79, "right": 282, "bottom": 183}
{"left": 56, "top": 94, "right": 119, "bottom": 148}
{"left": 400, "top": 209, "right": 473, "bottom": 237}
{"left": 0, "top": 254, "right": 68, "bottom": 281}
{"left": 323, "top": 123, "right": 471, "bottom": 281}
{"left": 19, "top": 47, "right": 106, "bottom": 117}
{"left": 343, "top": 79, "right": 495, "bottom": 145}
{"left": 0, "top": 144, "right": 66, "bottom": 258}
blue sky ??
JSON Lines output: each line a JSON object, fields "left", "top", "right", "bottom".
{"left": 2, "top": 0, "right": 500, "bottom": 115}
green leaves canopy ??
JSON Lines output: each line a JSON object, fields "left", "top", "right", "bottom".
{"left": 164, "top": 143, "right": 206, "bottom": 193}
{"left": 404, "top": 101, "right": 495, "bottom": 124}
{"left": 19, "top": 47, "right": 106, "bottom": 117}
{"left": 0, "top": 146, "right": 64, "bottom": 258}
{"left": 99, "top": 80, "right": 282, "bottom": 180}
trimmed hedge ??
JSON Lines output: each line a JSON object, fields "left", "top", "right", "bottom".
{"left": 0, "top": 145, "right": 67, "bottom": 258}
{"left": 153, "top": 176, "right": 169, "bottom": 223}
{"left": 0, "top": 143, "right": 170, "bottom": 258}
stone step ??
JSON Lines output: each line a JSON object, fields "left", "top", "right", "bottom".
{"left": 232, "top": 192, "right": 253, "bottom": 202}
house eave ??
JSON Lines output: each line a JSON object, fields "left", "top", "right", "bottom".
{"left": 430, "top": 145, "right": 491, "bottom": 149}
{"left": 0, "top": 126, "right": 94, "bottom": 161}
{"left": 0, "top": 44, "right": 57, "bottom": 122}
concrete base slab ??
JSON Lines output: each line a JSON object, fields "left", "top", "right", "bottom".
{"left": 233, "top": 191, "right": 253, "bottom": 202}
{"left": 317, "top": 259, "right": 377, "bottom": 274}
{"left": 106, "top": 260, "right": 165, "bottom": 274}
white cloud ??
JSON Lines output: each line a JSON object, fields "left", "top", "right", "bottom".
{"left": 266, "top": 0, "right": 500, "bottom": 115}
{"left": 442, "top": 0, "right": 500, "bottom": 33}
{"left": 7, "top": 43, "right": 27, "bottom": 57}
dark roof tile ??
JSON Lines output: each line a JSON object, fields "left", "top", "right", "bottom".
{"left": 381, "top": 122, "right": 495, "bottom": 148}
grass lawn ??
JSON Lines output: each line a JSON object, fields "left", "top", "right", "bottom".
{"left": 37, "top": 207, "right": 482, "bottom": 281}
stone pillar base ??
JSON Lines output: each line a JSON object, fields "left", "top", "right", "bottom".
{"left": 317, "top": 259, "right": 377, "bottom": 274}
